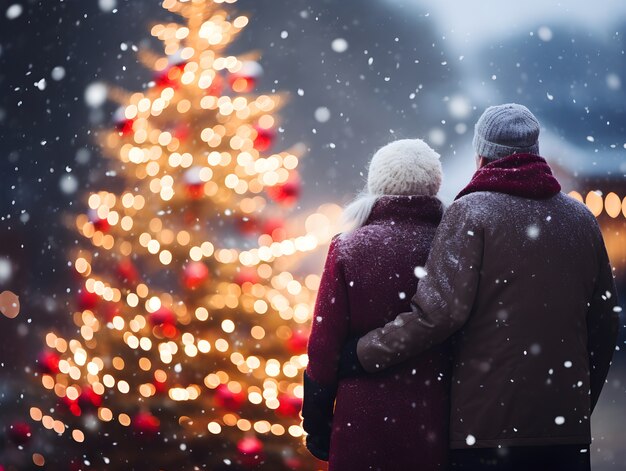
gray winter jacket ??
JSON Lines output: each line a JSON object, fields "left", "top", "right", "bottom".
{"left": 356, "top": 191, "right": 619, "bottom": 449}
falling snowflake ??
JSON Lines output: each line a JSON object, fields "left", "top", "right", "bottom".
{"left": 414, "top": 266, "right": 427, "bottom": 279}
{"left": 526, "top": 225, "right": 540, "bottom": 239}
{"left": 0, "top": 258, "right": 12, "bottom": 284}
{"left": 98, "top": 0, "right": 117, "bottom": 12}
{"left": 448, "top": 95, "right": 471, "bottom": 119}
{"left": 537, "top": 26, "right": 553, "bottom": 42}
{"left": 84, "top": 82, "right": 108, "bottom": 108}
{"left": 59, "top": 174, "right": 79, "bottom": 195}
{"left": 314, "top": 107, "right": 331, "bottom": 123}
{"left": 6, "top": 4, "right": 23, "bottom": 20}
{"left": 331, "top": 38, "right": 349, "bottom": 53}
{"left": 51, "top": 66, "right": 66, "bottom": 81}
{"left": 606, "top": 73, "right": 621, "bottom": 90}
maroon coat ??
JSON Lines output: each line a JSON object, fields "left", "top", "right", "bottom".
{"left": 306, "top": 195, "right": 451, "bottom": 471}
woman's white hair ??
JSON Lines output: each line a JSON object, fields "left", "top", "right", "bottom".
{"left": 340, "top": 190, "right": 379, "bottom": 235}
{"left": 340, "top": 139, "right": 442, "bottom": 237}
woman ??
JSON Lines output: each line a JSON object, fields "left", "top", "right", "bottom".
{"left": 303, "top": 139, "right": 451, "bottom": 470}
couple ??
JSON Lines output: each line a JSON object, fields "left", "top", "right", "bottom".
{"left": 302, "top": 104, "right": 620, "bottom": 471}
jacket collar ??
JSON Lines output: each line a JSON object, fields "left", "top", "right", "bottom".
{"left": 366, "top": 195, "right": 444, "bottom": 225}
{"left": 455, "top": 153, "right": 561, "bottom": 201}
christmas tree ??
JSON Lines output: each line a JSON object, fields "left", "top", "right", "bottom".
{"left": 28, "top": 0, "right": 338, "bottom": 468}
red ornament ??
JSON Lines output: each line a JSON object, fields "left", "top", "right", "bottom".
{"left": 78, "top": 386, "right": 103, "bottom": 410}
{"left": 287, "top": 329, "right": 309, "bottom": 354}
{"left": 187, "top": 183, "right": 204, "bottom": 200}
{"left": 237, "top": 436, "right": 265, "bottom": 468}
{"left": 214, "top": 384, "right": 246, "bottom": 411}
{"left": 229, "top": 61, "right": 263, "bottom": 93}
{"left": 38, "top": 350, "right": 60, "bottom": 374}
{"left": 61, "top": 396, "right": 82, "bottom": 416}
{"left": 154, "top": 62, "right": 187, "bottom": 89}
{"left": 162, "top": 324, "right": 179, "bottom": 339}
{"left": 116, "top": 258, "right": 139, "bottom": 286}
{"left": 253, "top": 125, "right": 275, "bottom": 152}
{"left": 262, "top": 218, "right": 286, "bottom": 241}
{"left": 173, "top": 123, "right": 190, "bottom": 142}
{"left": 150, "top": 306, "right": 176, "bottom": 327}
{"left": 277, "top": 394, "right": 303, "bottom": 417}
{"left": 7, "top": 421, "right": 32, "bottom": 446}
{"left": 184, "top": 167, "right": 205, "bottom": 200}
{"left": 153, "top": 377, "right": 168, "bottom": 395}
{"left": 117, "top": 118, "right": 134, "bottom": 135}
{"left": 77, "top": 288, "right": 99, "bottom": 311}
{"left": 266, "top": 176, "right": 301, "bottom": 207}
{"left": 113, "top": 107, "right": 134, "bottom": 136}
{"left": 133, "top": 412, "right": 160, "bottom": 436}
{"left": 235, "top": 268, "right": 259, "bottom": 286}
{"left": 186, "top": 184, "right": 205, "bottom": 200}
{"left": 182, "top": 262, "right": 210, "bottom": 290}
{"left": 237, "top": 216, "right": 259, "bottom": 236}
{"left": 88, "top": 209, "right": 110, "bottom": 232}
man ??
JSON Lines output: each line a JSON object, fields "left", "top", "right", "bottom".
{"left": 339, "top": 104, "right": 620, "bottom": 470}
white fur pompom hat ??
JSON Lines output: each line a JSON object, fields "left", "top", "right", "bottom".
{"left": 342, "top": 139, "right": 442, "bottom": 235}
{"left": 367, "top": 139, "right": 442, "bottom": 196}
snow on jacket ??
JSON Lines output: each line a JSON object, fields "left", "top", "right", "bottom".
{"left": 355, "top": 154, "right": 620, "bottom": 449}
{"left": 306, "top": 195, "right": 451, "bottom": 470}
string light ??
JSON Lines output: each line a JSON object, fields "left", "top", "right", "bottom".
{"left": 569, "top": 190, "right": 626, "bottom": 219}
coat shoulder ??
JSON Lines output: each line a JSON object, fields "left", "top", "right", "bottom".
{"left": 554, "top": 192, "right": 605, "bottom": 246}
{"left": 332, "top": 225, "right": 385, "bottom": 258}
{"left": 556, "top": 192, "right": 598, "bottom": 221}
{"left": 335, "top": 220, "right": 421, "bottom": 261}
{"left": 444, "top": 192, "right": 492, "bottom": 225}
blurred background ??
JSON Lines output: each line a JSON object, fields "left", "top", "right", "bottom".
{"left": 0, "top": 0, "right": 624, "bottom": 469}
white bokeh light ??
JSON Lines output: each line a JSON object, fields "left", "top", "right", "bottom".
{"left": 6, "top": 4, "right": 23, "bottom": 20}
{"left": 98, "top": 0, "right": 117, "bottom": 12}
{"left": 84, "top": 82, "right": 108, "bottom": 108}
{"left": 59, "top": 174, "right": 79, "bottom": 195}
{"left": 448, "top": 95, "right": 471, "bottom": 119}
{"left": 606, "top": 73, "right": 621, "bottom": 91}
{"left": 51, "top": 66, "right": 66, "bottom": 81}
{"left": 0, "top": 258, "right": 12, "bottom": 284}
{"left": 314, "top": 107, "right": 331, "bottom": 123}
{"left": 331, "top": 38, "right": 349, "bottom": 53}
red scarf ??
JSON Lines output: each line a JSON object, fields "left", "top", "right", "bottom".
{"left": 455, "top": 154, "right": 561, "bottom": 201}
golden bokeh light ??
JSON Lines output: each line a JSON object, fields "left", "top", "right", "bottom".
{"left": 605, "top": 192, "right": 621, "bottom": 218}
{"left": 585, "top": 191, "right": 603, "bottom": 217}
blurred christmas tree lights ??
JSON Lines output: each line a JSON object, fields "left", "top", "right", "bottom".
{"left": 24, "top": 0, "right": 340, "bottom": 468}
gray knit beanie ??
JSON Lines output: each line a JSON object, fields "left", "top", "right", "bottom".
{"left": 473, "top": 103, "right": 540, "bottom": 160}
